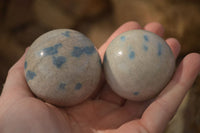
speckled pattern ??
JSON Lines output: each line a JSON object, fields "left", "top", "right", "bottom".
{"left": 103, "top": 30, "right": 175, "bottom": 101}
{"left": 24, "top": 29, "right": 102, "bottom": 106}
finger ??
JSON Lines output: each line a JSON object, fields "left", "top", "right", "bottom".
{"left": 98, "top": 21, "right": 141, "bottom": 61}
{"left": 2, "top": 48, "right": 33, "bottom": 99}
{"left": 144, "top": 22, "right": 165, "bottom": 37}
{"left": 138, "top": 53, "right": 200, "bottom": 133}
{"left": 166, "top": 38, "right": 181, "bottom": 59}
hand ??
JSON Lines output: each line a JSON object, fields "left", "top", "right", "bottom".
{"left": 0, "top": 21, "right": 199, "bottom": 133}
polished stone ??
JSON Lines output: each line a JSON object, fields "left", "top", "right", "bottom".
{"left": 103, "top": 29, "right": 175, "bottom": 101}
{"left": 25, "top": 29, "right": 102, "bottom": 106}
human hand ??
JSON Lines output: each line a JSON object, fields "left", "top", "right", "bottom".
{"left": 0, "top": 21, "right": 199, "bottom": 133}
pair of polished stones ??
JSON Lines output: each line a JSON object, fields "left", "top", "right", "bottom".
{"left": 24, "top": 29, "right": 175, "bottom": 107}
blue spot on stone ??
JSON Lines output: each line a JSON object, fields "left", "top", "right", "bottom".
{"left": 24, "top": 61, "right": 27, "bottom": 69}
{"left": 52, "top": 56, "right": 66, "bottom": 68}
{"left": 71, "top": 47, "right": 83, "bottom": 57}
{"left": 59, "top": 83, "right": 66, "bottom": 90}
{"left": 41, "top": 43, "right": 62, "bottom": 56}
{"left": 26, "top": 70, "right": 36, "bottom": 81}
{"left": 72, "top": 46, "right": 96, "bottom": 57}
{"left": 54, "top": 43, "right": 62, "bottom": 48}
{"left": 120, "top": 36, "right": 126, "bottom": 41}
{"left": 83, "top": 46, "right": 95, "bottom": 55}
{"left": 62, "top": 31, "right": 70, "bottom": 37}
{"left": 129, "top": 51, "right": 135, "bottom": 59}
{"left": 143, "top": 45, "right": 148, "bottom": 51}
{"left": 133, "top": 92, "right": 139, "bottom": 96}
{"left": 144, "top": 35, "right": 149, "bottom": 42}
{"left": 75, "top": 83, "right": 82, "bottom": 90}
{"left": 157, "top": 43, "right": 162, "bottom": 56}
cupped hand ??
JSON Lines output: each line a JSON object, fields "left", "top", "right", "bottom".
{"left": 0, "top": 21, "right": 199, "bottom": 133}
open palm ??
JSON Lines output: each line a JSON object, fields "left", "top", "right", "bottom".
{"left": 0, "top": 21, "right": 199, "bottom": 133}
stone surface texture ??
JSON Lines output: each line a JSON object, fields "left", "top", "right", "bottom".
{"left": 24, "top": 29, "right": 102, "bottom": 106}
{"left": 104, "top": 30, "right": 175, "bottom": 101}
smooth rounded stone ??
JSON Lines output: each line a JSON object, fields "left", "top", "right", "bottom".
{"left": 103, "top": 29, "right": 175, "bottom": 101}
{"left": 24, "top": 29, "right": 102, "bottom": 106}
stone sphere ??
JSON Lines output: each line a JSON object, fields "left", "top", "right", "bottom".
{"left": 24, "top": 29, "right": 102, "bottom": 106}
{"left": 103, "top": 30, "right": 175, "bottom": 101}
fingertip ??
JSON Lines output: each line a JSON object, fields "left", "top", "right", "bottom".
{"left": 183, "top": 53, "right": 200, "bottom": 72}
{"left": 185, "top": 52, "right": 200, "bottom": 61}
{"left": 144, "top": 22, "right": 165, "bottom": 37}
{"left": 120, "top": 21, "right": 142, "bottom": 31}
{"left": 171, "top": 52, "right": 200, "bottom": 88}
{"left": 166, "top": 38, "right": 181, "bottom": 59}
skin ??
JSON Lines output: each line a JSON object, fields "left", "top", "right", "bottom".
{"left": 0, "top": 21, "right": 200, "bottom": 133}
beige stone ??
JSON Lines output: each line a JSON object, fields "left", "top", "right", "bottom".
{"left": 25, "top": 29, "right": 102, "bottom": 106}
{"left": 104, "top": 30, "right": 175, "bottom": 101}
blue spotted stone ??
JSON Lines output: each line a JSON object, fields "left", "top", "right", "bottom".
{"left": 26, "top": 70, "right": 36, "bottom": 81}
{"left": 75, "top": 83, "right": 82, "bottom": 90}
{"left": 24, "top": 29, "right": 102, "bottom": 106}
{"left": 52, "top": 56, "right": 66, "bottom": 68}
{"left": 120, "top": 36, "right": 126, "bottom": 41}
{"left": 103, "top": 29, "right": 175, "bottom": 101}
{"left": 24, "top": 61, "right": 27, "bottom": 69}
{"left": 129, "top": 51, "right": 135, "bottom": 59}
{"left": 62, "top": 31, "right": 70, "bottom": 37}
{"left": 41, "top": 43, "right": 62, "bottom": 56}
{"left": 144, "top": 35, "right": 149, "bottom": 42}
{"left": 83, "top": 46, "right": 95, "bottom": 55}
{"left": 133, "top": 92, "right": 139, "bottom": 96}
{"left": 59, "top": 83, "right": 66, "bottom": 90}
{"left": 157, "top": 42, "right": 162, "bottom": 56}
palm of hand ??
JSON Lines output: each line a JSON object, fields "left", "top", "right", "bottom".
{"left": 0, "top": 22, "right": 199, "bottom": 133}
{"left": 0, "top": 85, "right": 148, "bottom": 133}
